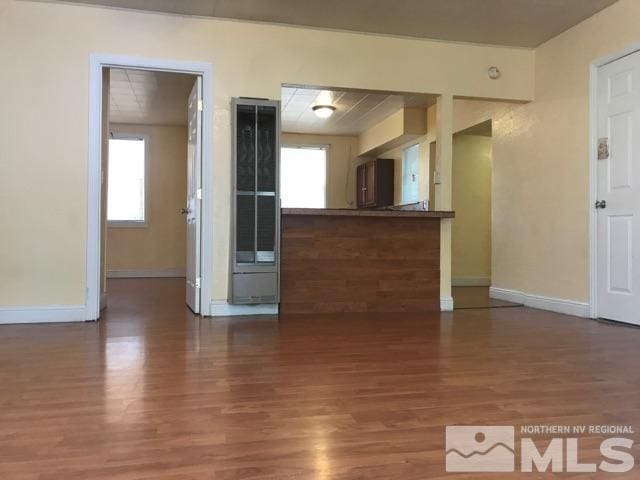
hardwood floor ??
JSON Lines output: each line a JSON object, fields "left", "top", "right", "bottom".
{"left": 1, "top": 278, "right": 640, "bottom": 479}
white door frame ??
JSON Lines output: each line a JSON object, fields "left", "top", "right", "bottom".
{"left": 589, "top": 43, "right": 640, "bottom": 319}
{"left": 87, "top": 54, "right": 214, "bottom": 320}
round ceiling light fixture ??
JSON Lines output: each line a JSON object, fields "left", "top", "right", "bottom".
{"left": 488, "top": 66, "right": 501, "bottom": 80}
{"left": 312, "top": 105, "right": 336, "bottom": 119}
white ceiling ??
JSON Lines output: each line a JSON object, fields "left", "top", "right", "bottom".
{"left": 109, "top": 68, "right": 196, "bottom": 126}
{"left": 282, "top": 87, "right": 435, "bottom": 136}
{"left": 54, "top": 0, "right": 618, "bottom": 48}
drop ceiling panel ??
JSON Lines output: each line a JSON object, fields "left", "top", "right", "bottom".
{"left": 281, "top": 86, "right": 435, "bottom": 136}
{"left": 108, "top": 68, "right": 197, "bottom": 126}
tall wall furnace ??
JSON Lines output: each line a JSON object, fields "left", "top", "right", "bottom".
{"left": 230, "top": 98, "right": 280, "bottom": 304}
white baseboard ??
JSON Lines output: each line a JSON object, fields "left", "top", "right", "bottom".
{"left": 209, "top": 301, "right": 279, "bottom": 317}
{"left": 107, "top": 268, "right": 186, "bottom": 278}
{"left": 0, "top": 305, "right": 87, "bottom": 324}
{"left": 440, "top": 296, "right": 454, "bottom": 312}
{"left": 489, "top": 287, "right": 589, "bottom": 318}
{"left": 489, "top": 287, "right": 525, "bottom": 304}
{"left": 452, "top": 276, "right": 491, "bottom": 287}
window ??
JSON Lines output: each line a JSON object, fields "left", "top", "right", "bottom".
{"left": 402, "top": 144, "right": 420, "bottom": 204}
{"left": 107, "top": 135, "right": 147, "bottom": 226}
{"left": 280, "top": 146, "right": 327, "bottom": 208}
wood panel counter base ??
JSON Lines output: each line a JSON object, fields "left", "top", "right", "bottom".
{"left": 280, "top": 209, "right": 451, "bottom": 314}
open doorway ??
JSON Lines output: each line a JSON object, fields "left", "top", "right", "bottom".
{"left": 450, "top": 120, "right": 519, "bottom": 309}
{"left": 104, "top": 67, "right": 201, "bottom": 316}
{"left": 87, "top": 55, "right": 213, "bottom": 320}
{"left": 279, "top": 85, "right": 436, "bottom": 209}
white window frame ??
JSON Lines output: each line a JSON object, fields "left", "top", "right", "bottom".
{"left": 107, "top": 132, "right": 150, "bottom": 228}
{"left": 281, "top": 144, "right": 329, "bottom": 208}
{"left": 401, "top": 143, "right": 420, "bottom": 204}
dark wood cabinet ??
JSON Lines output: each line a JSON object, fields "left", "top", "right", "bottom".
{"left": 357, "top": 158, "right": 394, "bottom": 208}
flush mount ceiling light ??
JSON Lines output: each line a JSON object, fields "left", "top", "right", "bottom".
{"left": 312, "top": 105, "right": 336, "bottom": 119}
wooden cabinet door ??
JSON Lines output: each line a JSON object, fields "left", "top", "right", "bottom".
{"left": 364, "top": 161, "right": 376, "bottom": 206}
{"left": 356, "top": 164, "right": 365, "bottom": 207}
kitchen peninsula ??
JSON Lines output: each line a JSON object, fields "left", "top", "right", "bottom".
{"left": 280, "top": 208, "right": 454, "bottom": 314}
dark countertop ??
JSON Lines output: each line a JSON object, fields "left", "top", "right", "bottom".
{"left": 281, "top": 208, "right": 455, "bottom": 218}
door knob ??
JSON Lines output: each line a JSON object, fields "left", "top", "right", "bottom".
{"left": 595, "top": 200, "right": 607, "bottom": 209}
{"left": 181, "top": 207, "right": 191, "bottom": 214}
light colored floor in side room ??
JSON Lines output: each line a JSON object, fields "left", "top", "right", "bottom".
{"left": 453, "top": 286, "right": 522, "bottom": 309}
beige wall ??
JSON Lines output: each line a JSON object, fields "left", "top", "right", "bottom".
{"left": 372, "top": 108, "right": 433, "bottom": 206}
{"left": 448, "top": 0, "right": 640, "bottom": 303}
{"left": 281, "top": 133, "right": 359, "bottom": 208}
{"left": 358, "top": 107, "right": 426, "bottom": 156}
{"left": 107, "top": 124, "right": 187, "bottom": 273}
{"left": 452, "top": 134, "right": 492, "bottom": 284}
{"left": 0, "top": 0, "right": 535, "bottom": 307}
{"left": 496, "top": 0, "right": 640, "bottom": 302}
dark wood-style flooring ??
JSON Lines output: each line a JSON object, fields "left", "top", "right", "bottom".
{"left": 1, "top": 278, "right": 639, "bottom": 479}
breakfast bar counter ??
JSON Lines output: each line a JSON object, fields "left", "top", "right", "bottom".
{"left": 281, "top": 208, "right": 455, "bottom": 218}
{"left": 279, "top": 208, "right": 454, "bottom": 315}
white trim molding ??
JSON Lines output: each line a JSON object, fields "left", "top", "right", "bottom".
{"left": 440, "top": 296, "right": 454, "bottom": 311}
{"left": 589, "top": 59, "right": 599, "bottom": 320}
{"left": 0, "top": 305, "right": 87, "bottom": 324}
{"left": 107, "top": 268, "right": 186, "bottom": 278}
{"left": 490, "top": 287, "right": 589, "bottom": 318}
{"left": 87, "top": 54, "right": 214, "bottom": 321}
{"left": 210, "top": 301, "right": 278, "bottom": 317}
{"left": 452, "top": 276, "right": 491, "bottom": 287}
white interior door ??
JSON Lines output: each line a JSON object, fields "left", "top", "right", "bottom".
{"left": 185, "top": 77, "right": 202, "bottom": 313}
{"left": 596, "top": 50, "right": 640, "bottom": 325}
